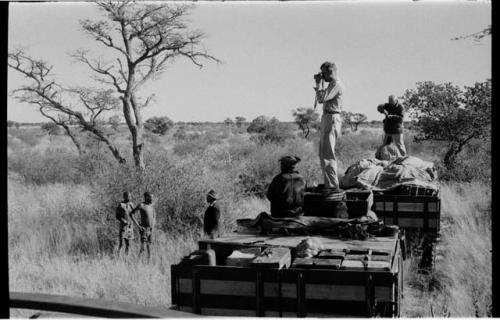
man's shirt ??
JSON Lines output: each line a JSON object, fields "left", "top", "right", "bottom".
{"left": 381, "top": 102, "right": 404, "bottom": 134}
{"left": 266, "top": 170, "right": 306, "bottom": 218}
{"left": 315, "top": 79, "right": 344, "bottom": 114}
{"left": 116, "top": 201, "right": 135, "bottom": 227}
{"left": 204, "top": 202, "right": 221, "bottom": 235}
{"left": 134, "top": 202, "right": 156, "bottom": 229}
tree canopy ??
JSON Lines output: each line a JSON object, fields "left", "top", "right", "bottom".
{"left": 293, "top": 108, "right": 320, "bottom": 138}
{"left": 9, "top": 1, "right": 219, "bottom": 169}
{"left": 402, "top": 79, "right": 491, "bottom": 167}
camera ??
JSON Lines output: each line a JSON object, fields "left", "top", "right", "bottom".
{"left": 313, "top": 72, "right": 324, "bottom": 83}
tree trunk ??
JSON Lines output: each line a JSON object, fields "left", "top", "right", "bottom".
{"left": 130, "top": 94, "right": 144, "bottom": 171}
{"left": 121, "top": 91, "right": 145, "bottom": 171}
{"left": 444, "top": 144, "right": 458, "bottom": 169}
{"left": 60, "top": 123, "right": 84, "bottom": 155}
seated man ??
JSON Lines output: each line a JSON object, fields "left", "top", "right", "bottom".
{"left": 266, "top": 156, "right": 306, "bottom": 218}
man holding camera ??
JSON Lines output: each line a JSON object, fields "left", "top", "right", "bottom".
{"left": 314, "top": 61, "right": 345, "bottom": 192}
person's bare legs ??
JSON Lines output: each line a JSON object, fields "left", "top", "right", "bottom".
{"left": 117, "top": 236, "right": 124, "bottom": 257}
{"left": 139, "top": 242, "right": 145, "bottom": 258}
{"left": 146, "top": 243, "right": 151, "bottom": 261}
{"left": 124, "top": 239, "right": 130, "bottom": 255}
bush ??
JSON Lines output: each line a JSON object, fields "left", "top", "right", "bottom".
{"left": 145, "top": 116, "right": 174, "bottom": 136}
{"left": 8, "top": 148, "right": 86, "bottom": 185}
{"left": 247, "top": 116, "right": 295, "bottom": 145}
{"left": 41, "top": 122, "right": 63, "bottom": 136}
{"left": 10, "top": 129, "right": 43, "bottom": 147}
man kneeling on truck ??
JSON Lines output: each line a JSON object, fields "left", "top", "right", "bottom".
{"left": 266, "top": 156, "right": 306, "bottom": 218}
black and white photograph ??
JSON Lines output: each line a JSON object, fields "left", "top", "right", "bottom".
{"left": 7, "top": 0, "right": 491, "bottom": 317}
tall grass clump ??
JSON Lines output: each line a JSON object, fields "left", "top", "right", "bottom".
{"left": 429, "top": 181, "right": 491, "bottom": 316}
{"left": 8, "top": 176, "right": 200, "bottom": 308}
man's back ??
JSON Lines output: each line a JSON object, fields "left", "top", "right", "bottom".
{"left": 382, "top": 102, "right": 404, "bottom": 134}
{"left": 137, "top": 203, "right": 155, "bottom": 228}
{"left": 266, "top": 171, "right": 306, "bottom": 218}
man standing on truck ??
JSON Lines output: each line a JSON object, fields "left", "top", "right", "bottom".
{"left": 131, "top": 191, "right": 156, "bottom": 261}
{"left": 116, "top": 191, "right": 135, "bottom": 257}
{"left": 266, "top": 156, "right": 306, "bottom": 218}
{"left": 314, "top": 61, "right": 345, "bottom": 192}
{"left": 377, "top": 95, "right": 406, "bottom": 156}
{"left": 203, "top": 190, "right": 221, "bottom": 239}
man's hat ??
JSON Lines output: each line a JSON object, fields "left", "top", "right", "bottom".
{"left": 207, "top": 190, "right": 219, "bottom": 200}
{"left": 279, "top": 156, "right": 301, "bottom": 167}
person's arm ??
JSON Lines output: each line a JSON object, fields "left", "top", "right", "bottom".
{"left": 116, "top": 205, "right": 128, "bottom": 224}
{"left": 395, "top": 103, "right": 404, "bottom": 118}
{"left": 130, "top": 205, "right": 142, "bottom": 230}
{"left": 152, "top": 207, "right": 156, "bottom": 230}
{"left": 322, "top": 81, "right": 343, "bottom": 103}
{"left": 377, "top": 104, "right": 389, "bottom": 116}
{"left": 266, "top": 177, "right": 278, "bottom": 201}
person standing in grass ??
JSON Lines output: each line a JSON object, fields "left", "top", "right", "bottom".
{"left": 314, "top": 61, "right": 345, "bottom": 192}
{"left": 204, "top": 190, "right": 221, "bottom": 239}
{"left": 266, "top": 156, "right": 306, "bottom": 218}
{"left": 116, "top": 191, "right": 135, "bottom": 256}
{"left": 131, "top": 191, "right": 156, "bottom": 261}
{"left": 377, "top": 95, "right": 406, "bottom": 156}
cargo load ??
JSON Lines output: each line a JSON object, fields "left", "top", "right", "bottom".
{"left": 171, "top": 213, "right": 405, "bottom": 317}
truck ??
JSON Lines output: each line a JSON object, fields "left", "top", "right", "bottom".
{"left": 170, "top": 225, "right": 405, "bottom": 317}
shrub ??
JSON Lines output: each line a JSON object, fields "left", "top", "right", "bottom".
{"left": 41, "top": 122, "right": 63, "bottom": 136}
{"left": 8, "top": 148, "right": 86, "bottom": 185}
{"left": 247, "top": 116, "right": 295, "bottom": 145}
{"left": 145, "top": 116, "right": 174, "bottom": 136}
{"left": 11, "top": 129, "right": 43, "bottom": 147}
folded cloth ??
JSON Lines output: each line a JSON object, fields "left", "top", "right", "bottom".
{"left": 237, "top": 212, "right": 385, "bottom": 239}
{"left": 296, "top": 237, "right": 325, "bottom": 258}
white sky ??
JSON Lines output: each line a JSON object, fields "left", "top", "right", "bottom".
{"left": 7, "top": 1, "right": 491, "bottom": 122}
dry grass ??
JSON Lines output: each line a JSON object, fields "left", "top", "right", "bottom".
{"left": 401, "top": 181, "right": 491, "bottom": 317}
{"left": 7, "top": 125, "right": 491, "bottom": 317}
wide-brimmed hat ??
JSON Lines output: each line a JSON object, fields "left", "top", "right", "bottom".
{"left": 279, "top": 156, "right": 301, "bottom": 168}
{"left": 207, "top": 190, "right": 219, "bottom": 200}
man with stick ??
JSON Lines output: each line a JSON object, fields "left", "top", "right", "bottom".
{"left": 116, "top": 191, "right": 135, "bottom": 256}
{"left": 131, "top": 191, "right": 156, "bottom": 261}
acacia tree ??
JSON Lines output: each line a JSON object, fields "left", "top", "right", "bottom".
{"left": 402, "top": 80, "right": 491, "bottom": 168}
{"left": 108, "top": 114, "right": 121, "bottom": 131}
{"left": 8, "top": 51, "right": 121, "bottom": 158}
{"left": 235, "top": 116, "right": 246, "bottom": 128}
{"left": 9, "top": 1, "right": 219, "bottom": 170}
{"left": 145, "top": 116, "right": 174, "bottom": 135}
{"left": 292, "top": 107, "right": 319, "bottom": 138}
{"left": 341, "top": 111, "right": 367, "bottom": 132}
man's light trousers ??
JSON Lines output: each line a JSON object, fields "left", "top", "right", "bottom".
{"left": 383, "top": 133, "right": 407, "bottom": 157}
{"left": 319, "top": 113, "right": 341, "bottom": 189}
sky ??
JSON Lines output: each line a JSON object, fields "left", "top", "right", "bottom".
{"left": 7, "top": 1, "right": 491, "bottom": 123}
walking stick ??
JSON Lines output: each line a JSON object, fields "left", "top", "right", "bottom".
{"left": 313, "top": 79, "right": 324, "bottom": 110}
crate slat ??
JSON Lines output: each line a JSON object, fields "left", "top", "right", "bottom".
{"left": 200, "top": 308, "right": 255, "bottom": 316}
{"left": 305, "top": 284, "right": 365, "bottom": 301}
{"left": 200, "top": 280, "right": 255, "bottom": 296}
{"left": 263, "top": 282, "right": 297, "bottom": 298}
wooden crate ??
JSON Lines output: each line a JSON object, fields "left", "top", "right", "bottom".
{"left": 372, "top": 194, "right": 441, "bottom": 233}
{"left": 345, "top": 189, "right": 374, "bottom": 218}
{"left": 171, "top": 233, "right": 403, "bottom": 317}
